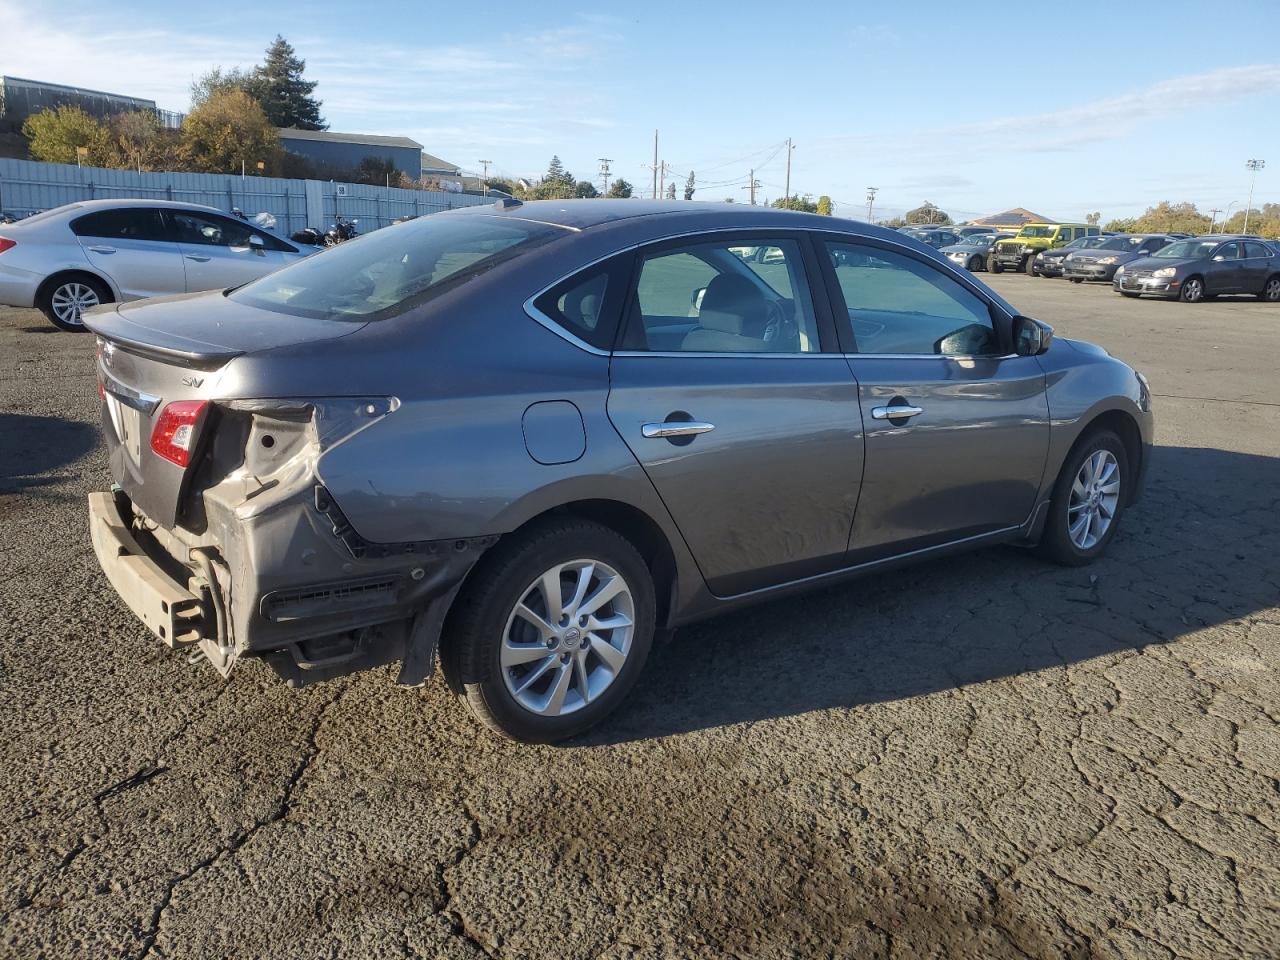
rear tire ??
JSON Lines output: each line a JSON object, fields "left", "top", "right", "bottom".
{"left": 1069, "top": 278, "right": 1083, "bottom": 284}
{"left": 1037, "top": 430, "right": 1129, "bottom": 566}
{"left": 39, "top": 274, "right": 111, "bottom": 332}
{"left": 1260, "top": 275, "right": 1280, "bottom": 302}
{"left": 441, "top": 518, "right": 656, "bottom": 742}
{"left": 1023, "top": 256, "right": 1036, "bottom": 276}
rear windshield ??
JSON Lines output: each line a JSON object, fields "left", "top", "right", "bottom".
{"left": 230, "top": 213, "right": 566, "bottom": 320}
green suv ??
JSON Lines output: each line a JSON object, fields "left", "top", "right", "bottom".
{"left": 989, "top": 223, "right": 1100, "bottom": 275}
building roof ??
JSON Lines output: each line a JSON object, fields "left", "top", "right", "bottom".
{"left": 972, "top": 207, "right": 1053, "bottom": 227}
{"left": 421, "top": 152, "right": 461, "bottom": 175}
{"left": 276, "top": 128, "right": 423, "bottom": 149}
{"left": 1, "top": 75, "right": 155, "bottom": 107}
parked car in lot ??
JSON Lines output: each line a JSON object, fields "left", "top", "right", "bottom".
{"left": 940, "top": 232, "right": 1013, "bottom": 271}
{"left": 902, "top": 226, "right": 962, "bottom": 249}
{"left": 1063, "top": 234, "right": 1173, "bottom": 283}
{"left": 85, "top": 200, "right": 1153, "bottom": 741}
{"left": 0, "top": 199, "right": 308, "bottom": 331}
{"left": 1114, "top": 235, "right": 1280, "bottom": 303}
{"left": 1033, "top": 235, "right": 1110, "bottom": 278}
{"left": 990, "top": 222, "right": 1101, "bottom": 275}
{"left": 954, "top": 226, "right": 996, "bottom": 238}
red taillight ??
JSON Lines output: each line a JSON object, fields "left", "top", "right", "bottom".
{"left": 0, "top": 237, "right": 15, "bottom": 255}
{"left": 150, "top": 400, "right": 209, "bottom": 467}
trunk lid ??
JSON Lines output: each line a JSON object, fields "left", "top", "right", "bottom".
{"left": 85, "top": 291, "right": 366, "bottom": 528}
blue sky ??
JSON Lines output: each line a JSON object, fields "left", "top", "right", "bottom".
{"left": 4, "top": 0, "right": 1277, "bottom": 221}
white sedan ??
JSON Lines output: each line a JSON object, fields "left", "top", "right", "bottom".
{"left": 0, "top": 199, "right": 309, "bottom": 331}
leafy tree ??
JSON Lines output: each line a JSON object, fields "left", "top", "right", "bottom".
{"left": 772, "top": 194, "right": 817, "bottom": 213}
{"left": 575, "top": 180, "right": 599, "bottom": 198}
{"left": 180, "top": 89, "right": 282, "bottom": 174}
{"left": 882, "top": 216, "right": 906, "bottom": 228}
{"left": 1086, "top": 211, "right": 1101, "bottom": 226}
{"left": 22, "top": 106, "right": 112, "bottom": 166}
{"left": 684, "top": 170, "right": 696, "bottom": 201}
{"left": 816, "top": 195, "right": 834, "bottom": 217}
{"left": 1222, "top": 202, "right": 1280, "bottom": 238}
{"left": 244, "top": 36, "right": 326, "bottom": 130}
{"left": 665, "top": 181, "right": 677, "bottom": 199}
{"left": 607, "top": 178, "right": 633, "bottom": 199}
{"left": 104, "top": 111, "right": 177, "bottom": 172}
{"left": 1130, "top": 201, "right": 1211, "bottom": 235}
{"left": 190, "top": 67, "right": 252, "bottom": 108}
{"left": 486, "top": 178, "right": 515, "bottom": 195}
{"left": 1103, "top": 217, "right": 1138, "bottom": 233}
{"left": 904, "top": 201, "right": 951, "bottom": 225}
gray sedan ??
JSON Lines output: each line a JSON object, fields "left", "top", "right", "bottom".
{"left": 0, "top": 199, "right": 308, "bottom": 331}
{"left": 1063, "top": 234, "right": 1172, "bottom": 283}
{"left": 84, "top": 201, "right": 1153, "bottom": 741}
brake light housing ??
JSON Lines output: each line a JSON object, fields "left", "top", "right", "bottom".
{"left": 0, "top": 237, "right": 16, "bottom": 255}
{"left": 150, "top": 400, "right": 209, "bottom": 467}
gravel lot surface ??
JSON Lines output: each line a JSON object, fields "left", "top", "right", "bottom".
{"left": 2, "top": 274, "right": 1278, "bottom": 959}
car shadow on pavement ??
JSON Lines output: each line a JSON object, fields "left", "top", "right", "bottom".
{"left": 0, "top": 413, "right": 100, "bottom": 495}
{"left": 583, "top": 444, "right": 1279, "bottom": 745}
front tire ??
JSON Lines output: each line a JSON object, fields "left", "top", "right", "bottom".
{"left": 441, "top": 518, "right": 656, "bottom": 742}
{"left": 988, "top": 256, "right": 1003, "bottom": 274}
{"left": 39, "top": 275, "right": 110, "bottom": 332}
{"left": 1259, "top": 275, "right": 1280, "bottom": 302}
{"left": 1037, "top": 430, "right": 1128, "bottom": 566}
{"left": 1179, "top": 276, "right": 1205, "bottom": 303}
{"left": 968, "top": 255, "right": 983, "bottom": 272}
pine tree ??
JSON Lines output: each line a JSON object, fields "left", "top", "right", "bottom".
{"left": 245, "top": 36, "right": 326, "bottom": 130}
{"left": 683, "top": 170, "right": 696, "bottom": 201}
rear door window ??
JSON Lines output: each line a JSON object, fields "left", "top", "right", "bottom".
{"left": 1243, "top": 241, "right": 1271, "bottom": 259}
{"left": 71, "top": 208, "right": 166, "bottom": 241}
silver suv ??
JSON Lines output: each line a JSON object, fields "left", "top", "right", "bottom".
{"left": 85, "top": 201, "right": 1153, "bottom": 742}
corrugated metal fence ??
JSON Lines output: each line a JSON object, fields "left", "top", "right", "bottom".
{"left": 0, "top": 158, "right": 492, "bottom": 235}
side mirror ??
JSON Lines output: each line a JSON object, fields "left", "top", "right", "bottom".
{"left": 1212, "top": 255, "right": 1226, "bottom": 262}
{"left": 1013, "top": 315, "right": 1053, "bottom": 356}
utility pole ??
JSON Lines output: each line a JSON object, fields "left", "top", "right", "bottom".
{"left": 742, "top": 169, "right": 761, "bottom": 205}
{"left": 1244, "top": 159, "right": 1265, "bottom": 234}
{"left": 598, "top": 158, "right": 612, "bottom": 197}
{"left": 478, "top": 160, "right": 491, "bottom": 196}
{"left": 658, "top": 161, "right": 673, "bottom": 199}
{"left": 866, "top": 186, "right": 878, "bottom": 222}
{"left": 784, "top": 138, "right": 793, "bottom": 204}
{"left": 652, "top": 129, "right": 659, "bottom": 199}
{"left": 1208, "top": 207, "right": 1222, "bottom": 232}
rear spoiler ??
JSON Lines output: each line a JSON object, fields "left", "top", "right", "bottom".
{"left": 82, "top": 307, "right": 244, "bottom": 371}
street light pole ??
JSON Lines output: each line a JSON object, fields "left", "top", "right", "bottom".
{"left": 1244, "top": 159, "right": 1265, "bottom": 234}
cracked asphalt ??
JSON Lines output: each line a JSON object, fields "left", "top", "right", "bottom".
{"left": 2, "top": 274, "right": 1278, "bottom": 959}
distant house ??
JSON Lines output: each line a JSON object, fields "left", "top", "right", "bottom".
{"left": 969, "top": 207, "right": 1055, "bottom": 229}
{"left": 278, "top": 129, "right": 424, "bottom": 180}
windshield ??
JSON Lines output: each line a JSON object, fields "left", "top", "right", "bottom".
{"left": 1066, "top": 236, "right": 1107, "bottom": 250}
{"left": 1097, "top": 236, "right": 1145, "bottom": 251}
{"left": 231, "top": 214, "right": 566, "bottom": 320}
{"left": 959, "top": 235, "right": 990, "bottom": 246}
{"left": 1017, "top": 226, "right": 1057, "bottom": 238}
{"left": 1153, "top": 239, "right": 1218, "bottom": 259}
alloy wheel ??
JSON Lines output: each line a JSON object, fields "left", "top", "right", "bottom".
{"left": 1181, "top": 278, "right": 1203, "bottom": 303}
{"left": 500, "top": 559, "right": 635, "bottom": 717}
{"left": 50, "top": 282, "right": 99, "bottom": 326}
{"left": 1067, "top": 449, "right": 1121, "bottom": 550}
{"left": 1264, "top": 278, "right": 1280, "bottom": 302}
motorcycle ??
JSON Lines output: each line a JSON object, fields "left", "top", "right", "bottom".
{"left": 289, "top": 215, "right": 360, "bottom": 248}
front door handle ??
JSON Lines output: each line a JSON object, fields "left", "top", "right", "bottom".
{"left": 184, "top": 254, "right": 212, "bottom": 263}
{"left": 871, "top": 404, "right": 924, "bottom": 421}
{"left": 642, "top": 421, "right": 716, "bottom": 439}
{"left": 87, "top": 245, "right": 116, "bottom": 254}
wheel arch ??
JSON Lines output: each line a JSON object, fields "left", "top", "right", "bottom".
{"left": 1070, "top": 407, "right": 1145, "bottom": 506}
{"left": 35, "top": 268, "right": 119, "bottom": 307}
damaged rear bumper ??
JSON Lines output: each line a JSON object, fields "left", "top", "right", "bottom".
{"left": 88, "top": 486, "right": 493, "bottom": 687}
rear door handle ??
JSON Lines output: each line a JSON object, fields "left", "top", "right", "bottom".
{"left": 87, "top": 245, "right": 116, "bottom": 254}
{"left": 642, "top": 421, "right": 715, "bottom": 439}
{"left": 184, "top": 254, "right": 212, "bottom": 262}
{"left": 871, "top": 404, "right": 924, "bottom": 420}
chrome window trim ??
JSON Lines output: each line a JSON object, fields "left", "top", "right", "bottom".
{"left": 522, "top": 224, "right": 1005, "bottom": 358}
